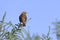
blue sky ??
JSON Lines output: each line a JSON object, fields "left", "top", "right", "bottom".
{"left": 0, "top": 0, "right": 60, "bottom": 40}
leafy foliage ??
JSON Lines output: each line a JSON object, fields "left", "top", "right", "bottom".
{"left": 0, "top": 12, "right": 52, "bottom": 40}
{"left": 53, "top": 19, "right": 60, "bottom": 40}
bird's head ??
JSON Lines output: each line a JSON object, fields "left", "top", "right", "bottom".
{"left": 22, "top": 11, "right": 27, "bottom": 15}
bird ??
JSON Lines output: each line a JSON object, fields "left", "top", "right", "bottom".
{"left": 19, "top": 11, "right": 27, "bottom": 26}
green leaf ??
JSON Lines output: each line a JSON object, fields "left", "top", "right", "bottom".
{"left": 2, "top": 11, "right": 6, "bottom": 23}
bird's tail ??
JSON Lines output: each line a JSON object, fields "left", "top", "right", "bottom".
{"left": 23, "top": 23, "right": 26, "bottom": 26}
{"left": 20, "top": 22, "right": 26, "bottom": 27}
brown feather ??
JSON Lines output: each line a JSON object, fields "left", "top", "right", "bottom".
{"left": 19, "top": 11, "right": 27, "bottom": 26}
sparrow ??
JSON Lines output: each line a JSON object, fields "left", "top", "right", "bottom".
{"left": 19, "top": 11, "right": 27, "bottom": 26}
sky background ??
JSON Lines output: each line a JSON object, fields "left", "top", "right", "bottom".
{"left": 0, "top": 0, "right": 60, "bottom": 40}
